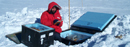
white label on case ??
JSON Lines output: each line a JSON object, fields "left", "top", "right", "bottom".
{"left": 41, "top": 39, "right": 44, "bottom": 45}
{"left": 49, "top": 32, "right": 53, "bottom": 36}
{"left": 28, "top": 35, "right": 31, "bottom": 41}
{"left": 41, "top": 34, "right": 45, "bottom": 38}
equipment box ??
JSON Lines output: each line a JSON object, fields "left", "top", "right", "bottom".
{"left": 60, "top": 12, "right": 117, "bottom": 45}
{"left": 61, "top": 30, "right": 93, "bottom": 45}
{"left": 21, "top": 23, "right": 55, "bottom": 47}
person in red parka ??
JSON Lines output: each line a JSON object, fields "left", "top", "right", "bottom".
{"left": 40, "top": 2, "right": 63, "bottom": 41}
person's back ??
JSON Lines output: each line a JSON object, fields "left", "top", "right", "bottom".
{"left": 40, "top": 2, "right": 63, "bottom": 41}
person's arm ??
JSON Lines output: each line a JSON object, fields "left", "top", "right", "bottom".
{"left": 41, "top": 12, "right": 53, "bottom": 26}
{"left": 49, "top": 25, "right": 62, "bottom": 33}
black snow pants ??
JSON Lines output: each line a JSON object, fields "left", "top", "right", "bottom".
{"left": 54, "top": 31, "right": 62, "bottom": 42}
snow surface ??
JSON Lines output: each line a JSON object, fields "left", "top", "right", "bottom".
{"left": 0, "top": 0, "right": 130, "bottom": 47}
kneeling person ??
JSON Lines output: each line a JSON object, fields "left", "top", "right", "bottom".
{"left": 40, "top": 2, "right": 63, "bottom": 41}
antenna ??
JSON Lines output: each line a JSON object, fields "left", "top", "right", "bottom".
{"left": 68, "top": 0, "right": 70, "bottom": 29}
{"left": 82, "top": 0, "right": 83, "bottom": 7}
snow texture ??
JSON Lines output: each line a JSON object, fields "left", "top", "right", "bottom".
{"left": 0, "top": 0, "right": 130, "bottom": 47}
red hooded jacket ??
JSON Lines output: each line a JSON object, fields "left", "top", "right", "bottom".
{"left": 41, "top": 2, "right": 63, "bottom": 33}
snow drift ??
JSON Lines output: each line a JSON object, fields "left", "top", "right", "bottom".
{"left": 0, "top": 7, "right": 130, "bottom": 47}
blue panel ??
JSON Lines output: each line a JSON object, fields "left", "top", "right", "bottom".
{"left": 72, "top": 12, "right": 115, "bottom": 31}
{"left": 24, "top": 23, "right": 54, "bottom": 33}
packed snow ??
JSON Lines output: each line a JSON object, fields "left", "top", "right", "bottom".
{"left": 0, "top": 0, "right": 130, "bottom": 47}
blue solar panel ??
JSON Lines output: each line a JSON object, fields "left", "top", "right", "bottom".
{"left": 72, "top": 12, "right": 115, "bottom": 31}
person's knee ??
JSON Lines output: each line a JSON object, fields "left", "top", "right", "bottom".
{"left": 54, "top": 32, "right": 62, "bottom": 41}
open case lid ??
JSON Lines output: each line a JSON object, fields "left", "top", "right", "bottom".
{"left": 71, "top": 12, "right": 116, "bottom": 31}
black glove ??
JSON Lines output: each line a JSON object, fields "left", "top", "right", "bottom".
{"left": 53, "top": 19, "right": 60, "bottom": 26}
